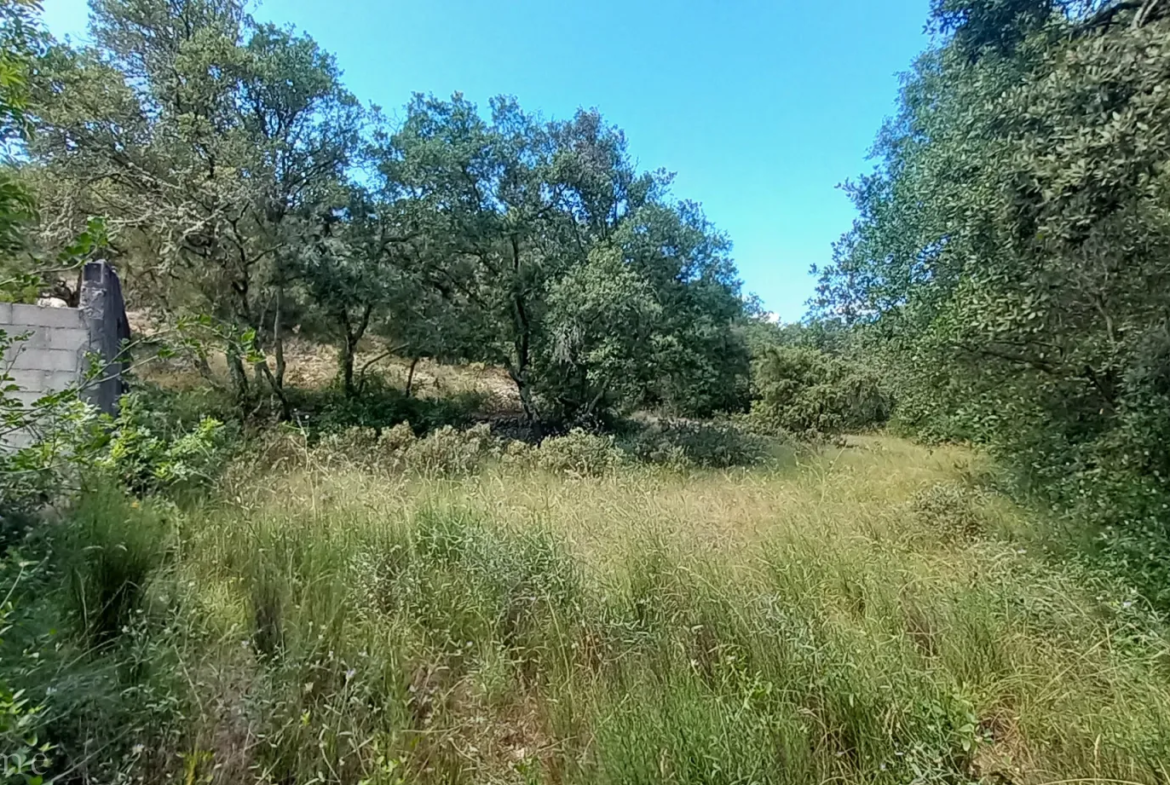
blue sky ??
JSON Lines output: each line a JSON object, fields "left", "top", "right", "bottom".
{"left": 43, "top": 0, "right": 930, "bottom": 321}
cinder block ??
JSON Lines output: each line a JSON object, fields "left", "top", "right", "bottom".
{"left": 3, "top": 367, "right": 42, "bottom": 393}
{"left": 5, "top": 389, "right": 43, "bottom": 408}
{"left": 0, "top": 302, "right": 11, "bottom": 325}
{"left": 0, "top": 329, "right": 34, "bottom": 355}
{"left": 23, "top": 327, "right": 88, "bottom": 352}
{"left": 0, "top": 337, "right": 27, "bottom": 364}
{"left": 30, "top": 349, "right": 80, "bottom": 373}
{"left": 1, "top": 431, "right": 33, "bottom": 451}
{"left": 4, "top": 344, "right": 39, "bottom": 370}
{"left": 10, "top": 303, "right": 85, "bottom": 330}
{"left": 16, "top": 327, "right": 50, "bottom": 350}
{"left": 43, "top": 370, "right": 79, "bottom": 392}
{"left": 48, "top": 327, "right": 89, "bottom": 352}
{"left": 3, "top": 368, "right": 44, "bottom": 393}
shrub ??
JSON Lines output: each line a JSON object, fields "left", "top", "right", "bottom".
{"left": 537, "top": 429, "right": 625, "bottom": 477}
{"left": 499, "top": 438, "right": 536, "bottom": 468}
{"left": 298, "top": 379, "right": 486, "bottom": 437}
{"left": 378, "top": 421, "right": 417, "bottom": 454}
{"left": 625, "top": 420, "right": 768, "bottom": 469}
{"left": 402, "top": 423, "right": 495, "bottom": 477}
{"left": 0, "top": 559, "right": 54, "bottom": 785}
{"left": 2, "top": 379, "right": 233, "bottom": 514}
{"left": 749, "top": 346, "right": 891, "bottom": 436}
{"left": 314, "top": 422, "right": 497, "bottom": 477}
{"left": 93, "top": 393, "right": 232, "bottom": 497}
{"left": 231, "top": 427, "right": 311, "bottom": 478}
{"left": 911, "top": 482, "right": 984, "bottom": 542}
{"left": 64, "top": 485, "right": 171, "bottom": 643}
{"left": 318, "top": 426, "right": 381, "bottom": 458}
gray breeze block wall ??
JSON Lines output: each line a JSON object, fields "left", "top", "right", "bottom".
{"left": 0, "top": 302, "right": 91, "bottom": 409}
{"left": 1, "top": 262, "right": 129, "bottom": 417}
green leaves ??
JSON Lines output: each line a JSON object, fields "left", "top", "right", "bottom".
{"left": 821, "top": 0, "right": 1170, "bottom": 604}
{"left": 380, "top": 93, "right": 748, "bottom": 423}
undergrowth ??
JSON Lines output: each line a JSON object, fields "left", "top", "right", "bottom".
{"left": 2, "top": 437, "right": 1169, "bottom": 783}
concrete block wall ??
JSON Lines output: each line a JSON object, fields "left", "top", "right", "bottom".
{"left": 1, "top": 263, "right": 128, "bottom": 450}
{"left": 0, "top": 302, "right": 89, "bottom": 409}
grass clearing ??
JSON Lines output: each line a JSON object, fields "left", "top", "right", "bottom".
{"left": 11, "top": 436, "right": 1170, "bottom": 784}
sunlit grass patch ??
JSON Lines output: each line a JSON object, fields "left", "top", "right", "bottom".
{"left": 18, "top": 436, "right": 1170, "bottom": 784}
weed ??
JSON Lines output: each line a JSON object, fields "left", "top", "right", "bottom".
{"left": 536, "top": 429, "right": 624, "bottom": 477}
{"left": 64, "top": 484, "right": 171, "bottom": 644}
{"left": 912, "top": 482, "right": 985, "bottom": 541}
{"left": 403, "top": 424, "right": 495, "bottom": 477}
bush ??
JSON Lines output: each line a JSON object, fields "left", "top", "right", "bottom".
{"left": 749, "top": 346, "right": 891, "bottom": 436}
{"left": 1, "top": 378, "right": 233, "bottom": 515}
{"left": 296, "top": 378, "right": 486, "bottom": 437}
{"left": 94, "top": 393, "right": 232, "bottom": 497}
{"left": 0, "top": 560, "right": 54, "bottom": 785}
{"left": 625, "top": 420, "right": 768, "bottom": 469}
{"left": 402, "top": 424, "right": 495, "bottom": 477}
{"left": 318, "top": 425, "right": 381, "bottom": 458}
{"left": 537, "top": 429, "right": 625, "bottom": 477}
{"left": 64, "top": 485, "right": 171, "bottom": 643}
{"left": 499, "top": 438, "right": 536, "bottom": 468}
{"left": 379, "top": 421, "right": 417, "bottom": 454}
{"left": 911, "top": 482, "right": 985, "bottom": 542}
{"left": 319, "top": 422, "right": 496, "bottom": 477}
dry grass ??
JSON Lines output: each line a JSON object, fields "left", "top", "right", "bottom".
{"left": 136, "top": 333, "right": 521, "bottom": 412}
{"left": 36, "top": 435, "right": 1170, "bottom": 784}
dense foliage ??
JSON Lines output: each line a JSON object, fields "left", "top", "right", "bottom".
{"left": 750, "top": 345, "right": 890, "bottom": 437}
{"left": 817, "top": 0, "right": 1170, "bottom": 601}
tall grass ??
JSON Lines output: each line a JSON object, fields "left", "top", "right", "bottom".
{"left": 10, "top": 437, "right": 1170, "bottom": 783}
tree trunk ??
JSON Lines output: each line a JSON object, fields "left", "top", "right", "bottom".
{"left": 405, "top": 356, "right": 419, "bottom": 398}
{"left": 273, "top": 283, "right": 286, "bottom": 391}
{"left": 509, "top": 235, "right": 535, "bottom": 421}
{"left": 250, "top": 338, "right": 292, "bottom": 421}
{"left": 509, "top": 366, "right": 536, "bottom": 422}
{"left": 341, "top": 336, "right": 357, "bottom": 398}
{"left": 339, "top": 304, "right": 373, "bottom": 398}
{"left": 226, "top": 342, "right": 250, "bottom": 409}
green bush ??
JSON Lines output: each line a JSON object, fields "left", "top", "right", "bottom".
{"left": 402, "top": 424, "right": 495, "bottom": 477}
{"left": 1, "top": 373, "right": 233, "bottom": 516}
{"left": 537, "top": 429, "right": 625, "bottom": 477}
{"left": 0, "top": 566, "right": 54, "bottom": 785}
{"left": 320, "top": 422, "right": 496, "bottom": 477}
{"left": 911, "top": 482, "right": 985, "bottom": 542}
{"left": 93, "top": 393, "right": 231, "bottom": 497}
{"left": 749, "top": 346, "right": 891, "bottom": 436}
{"left": 64, "top": 485, "right": 171, "bottom": 644}
{"left": 296, "top": 379, "right": 487, "bottom": 438}
{"left": 625, "top": 420, "right": 768, "bottom": 469}
{"left": 499, "top": 438, "right": 537, "bottom": 468}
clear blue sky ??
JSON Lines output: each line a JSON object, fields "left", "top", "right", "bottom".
{"left": 43, "top": 0, "right": 930, "bottom": 321}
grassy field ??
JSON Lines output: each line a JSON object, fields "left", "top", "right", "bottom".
{"left": 20, "top": 435, "right": 1170, "bottom": 784}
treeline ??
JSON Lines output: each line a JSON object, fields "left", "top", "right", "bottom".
{"left": 817, "top": 0, "right": 1170, "bottom": 602}
{"left": 11, "top": 0, "right": 752, "bottom": 425}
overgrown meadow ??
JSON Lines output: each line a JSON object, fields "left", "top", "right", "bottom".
{"left": 4, "top": 420, "right": 1170, "bottom": 784}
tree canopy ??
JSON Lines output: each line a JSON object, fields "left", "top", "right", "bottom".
{"left": 7, "top": 0, "right": 754, "bottom": 423}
